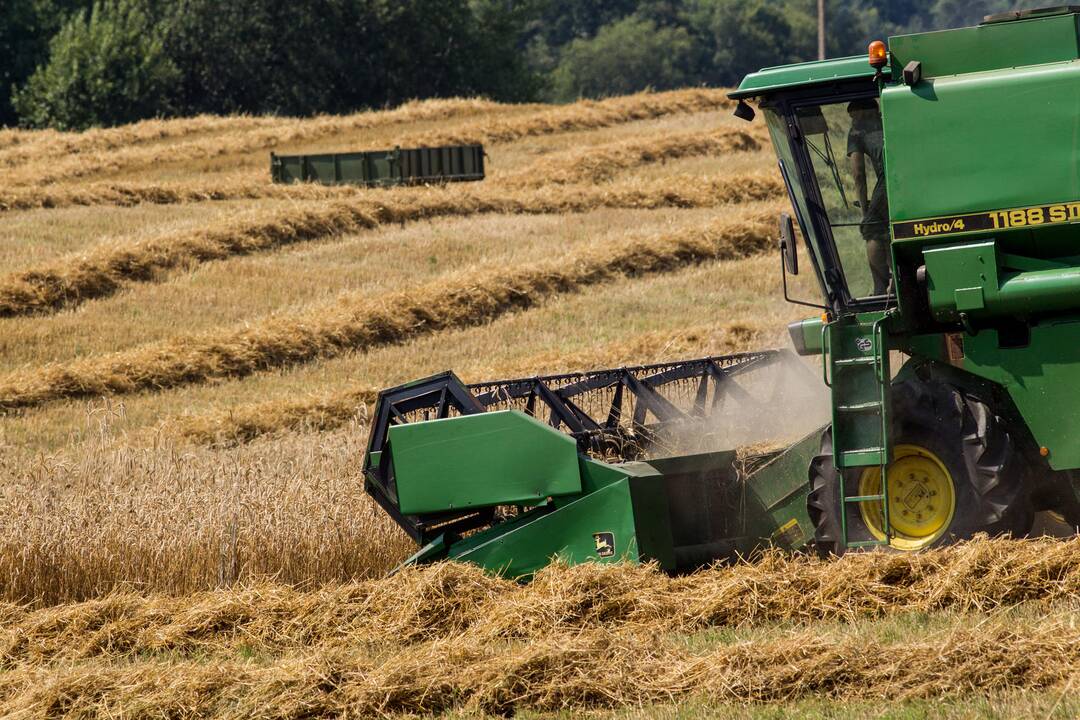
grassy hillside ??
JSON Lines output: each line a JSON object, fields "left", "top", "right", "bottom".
{"left": 1, "top": 90, "right": 1076, "bottom": 718}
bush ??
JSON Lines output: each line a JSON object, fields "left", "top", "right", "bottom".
{"left": 13, "top": 0, "right": 178, "bottom": 130}
{"left": 549, "top": 15, "right": 698, "bottom": 101}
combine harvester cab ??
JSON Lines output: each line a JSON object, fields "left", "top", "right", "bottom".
{"left": 363, "top": 352, "right": 826, "bottom": 576}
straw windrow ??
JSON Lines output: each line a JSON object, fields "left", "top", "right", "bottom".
{"left": 0, "top": 98, "right": 509, "bottom": 170}
{"left": 0, "top": 540, "right": 1077, "bottom": 715}
{"left": 0, "top": 618, "right": 1076, "bottom": 716}
{"left": 0, "top": 174, "right": 783, "bottom": 317}
{"left": 2, "top": 98, "right": 511, "bottom": 185}
{"left": 0, "top": 206, "right": 780, "bottom": 410}
{"left": 0, "top": 125, "right": 765, "bottom": 213}
{"left": 171, "top": 323, "right": 766, "bottom": 445}
{"left": 10, "top": 88, "right": 732, "bottom": 187}
{"left": 0, "top": 536, "right": 1079, "bottom": 644}
{"left": 500, "top": 127, "right": 765, "bottom": 188}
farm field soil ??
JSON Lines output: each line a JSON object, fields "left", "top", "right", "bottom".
{"left": 1, "top": 91, "right": 1077, "bottom": 718}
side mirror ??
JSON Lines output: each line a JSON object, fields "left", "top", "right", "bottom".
{"left": 779, "top": 212, "right": 798, "bottom": 276}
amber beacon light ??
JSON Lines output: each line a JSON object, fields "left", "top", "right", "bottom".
{"left": 868, "top": 40, "right": 888, "bottom": 68}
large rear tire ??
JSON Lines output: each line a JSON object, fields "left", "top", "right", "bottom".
{"left": 807, "top": 377, "right": 1032, "bottom": 556}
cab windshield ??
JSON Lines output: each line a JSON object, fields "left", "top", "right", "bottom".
{"left": 764, "top": 98, "right": 892, "bottom": 304}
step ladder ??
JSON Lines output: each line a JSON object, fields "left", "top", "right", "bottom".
{"left": 823, "top": 316, "right": 892, "bottom": 549}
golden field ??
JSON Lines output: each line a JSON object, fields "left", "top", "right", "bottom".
{"left": 2, "top": 89, "right": 1079, "bottom": 718}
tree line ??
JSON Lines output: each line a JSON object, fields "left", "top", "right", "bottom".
{"left": 0, "top": 0, "right": 1042, "bottom": 130}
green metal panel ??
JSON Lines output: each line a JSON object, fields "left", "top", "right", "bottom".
{"left": 962, "top": 319, "right": 1080, "bottom": 470}
{"left": 730, "top": 56, "right": 884, "bottom": 99}
{"left": 740, "top": 429, "right": 822, "bottom": 552}
{"left": 397, "top": 443, "right": 825, "bottom": 576}
{"left": 922, "top": 241, "right": 998, "bottom": 321}
{"left": 923, "top": 240, "right": 1080, "bottom": 322}
{"left": 883, "top": 60, "right": 1080, "bottom": 226}
{"left": 788, "top": 316, "right": 824, "bottom": 356}
{"left": 269, "top": 145, "right": 484, "bottom": 186}
{"left": 447, "top": 477, "right": 656, "bottom": 578}
{"left": 388, "top": 410, "right": 580, "bottom": 515}
{"left": 888, "top": 13, "right": 1080, "bottom": 80}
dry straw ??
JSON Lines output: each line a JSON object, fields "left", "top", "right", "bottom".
{"left": 0, "top": 173, "right": 783, "bottom": 317}
{"left": 9, "top": 88, "right": 731, "bottom": 188}
{"left": 173, "top": 323, "right": 768, "bottom": 445}
{"left": 0, "top": 124, "right": 765, "bottom": 213}
{"left": 0, "top": 98, "right": 509, "bottom": 170}
{"left": 3, "top": 97, "right": 512, "bottom": 186}
{"left": 0, "top": 620, "right": 1076, "bottom": 716}
{"left": 0, "top": 539, "right": 1077, "bottom": 714}
{"left": 499, "top": 126, "right": 765, "bottom": 188}
{"left": 0, "top": 204, "right": 781, "bottom": 410}
{"left": 2, "top": 535, "right": 1079, "bottom": 642}
{"left": 0, "top": 170, "right": 363, "bottom": 212}
{"left": 0, "top": 619, "right": 1073, "bottom": 716}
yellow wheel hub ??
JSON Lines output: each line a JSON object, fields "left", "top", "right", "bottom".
{"left": 858, "top": 444, "right": 956, "bottom": 551}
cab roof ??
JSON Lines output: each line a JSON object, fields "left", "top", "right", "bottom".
{"left": 728, "top": 56, "right": 883, "bottom": 100}
{"left": 730, "top": 6, "right": 1080, "bottom": 102}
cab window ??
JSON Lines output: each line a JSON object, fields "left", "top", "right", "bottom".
{"left": 796, "top": 100, "right": 891, "bottom": 299}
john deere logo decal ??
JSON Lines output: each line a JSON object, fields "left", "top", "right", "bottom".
{"left": 593, "top": 532, "right": 615, "bottom": 558}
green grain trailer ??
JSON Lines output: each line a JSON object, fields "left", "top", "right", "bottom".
{"left": 270, "top": 144, "right": 484, "bottom": 186}
{"left": 362, "top": 7, "right": 1080, "bottom": 575}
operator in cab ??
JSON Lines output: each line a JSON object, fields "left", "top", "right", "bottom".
{"left": 847, "top": 98, "right": 891, "bottom": 296}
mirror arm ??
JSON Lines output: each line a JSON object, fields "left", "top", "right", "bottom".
{"left": 780, "top": 244, "right": 829, "bottom": 310}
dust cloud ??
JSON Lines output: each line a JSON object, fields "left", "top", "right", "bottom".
{"left": 658, "top": 351, "right": 830, "bottom": 457}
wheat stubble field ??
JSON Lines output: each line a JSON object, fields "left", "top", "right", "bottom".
{"left": 1, "top": 90, "right": 1079, "bottom": 718}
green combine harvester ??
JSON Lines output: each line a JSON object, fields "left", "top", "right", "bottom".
{"left": 364, "top": 6, "right": 1080, "bottom": 574}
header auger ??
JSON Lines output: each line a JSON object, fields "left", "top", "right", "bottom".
{"left": 364, "top": 6, "right": 1080, "bottom": 576}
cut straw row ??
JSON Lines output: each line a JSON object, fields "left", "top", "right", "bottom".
{"left": 0, "top": 205, "right": 781, "bottom": 411}
{"left": 0, "top": 125, "right": 763, "bottom": 213}
{"left": 11, "top": 88, "right": 733, "bottom": 188}
{"left": 0, "top": 539, "right": 1078, "bottom": 715}
{"left": 2, "top": 98, "right": 511, "bottom": 185}
{"left": 171, "top": 323, "right": 766, "bottom": 446}
{"left": 0, "top": 98, "right": 511, "bottom": 169}
{"left": 2, "top": 536, "right": 1080, "bottom": 653}
{"left": 0, "top": 173, "right": 783, "bottom": 318}
{"left": 0, "top": 619, "right": 1076, "bottom": 715}
{"left": 499, "top": 126, "right": 764, "bottom": 188}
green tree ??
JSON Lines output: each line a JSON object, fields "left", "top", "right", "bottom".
{"left": 548, "top": 15, "right": 697, "bottom": 100}
{"left": 462, "top": 0, "right": 544, "bottom": 102}
{"left": 160, "top": 0, "right": 540, "bottom": 117}
{"left": 12, "top": 0, "right": 179, "bottom": 130}
{"left": 694, "top": 0, "right": 799, "bottom": 87}
{"left": 0, "top": 0, "right": 90, "bottom": 126}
